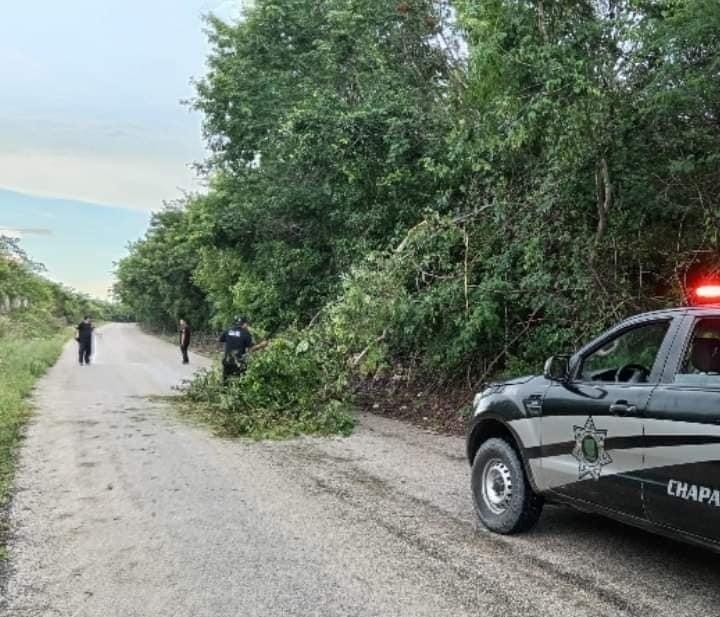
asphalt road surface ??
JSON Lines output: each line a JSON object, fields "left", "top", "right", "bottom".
{"left": 3, "top": 323, "right": 720, "bottom": 616}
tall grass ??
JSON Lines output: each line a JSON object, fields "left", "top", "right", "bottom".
{"left": 0, "top": 332, "right": 67, "bottom": 505}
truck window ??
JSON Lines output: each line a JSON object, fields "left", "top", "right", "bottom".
{"left": 674, "top": 318, "right": 720, "bottom": 387}
{"left": 580, "top": 321, "right": 670, "bottom": 383}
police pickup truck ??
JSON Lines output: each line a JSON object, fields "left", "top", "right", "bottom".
{"left": 467, "top": 286, "right": 720, "bottom": 551}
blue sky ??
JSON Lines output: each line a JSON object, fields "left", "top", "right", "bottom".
{"left": 0, "top": 0, "right": 245, "bottom": 298}
{"left": 0, "top": 189, "right": 150, "bottom": 298}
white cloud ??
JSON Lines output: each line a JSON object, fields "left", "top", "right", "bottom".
{"left": 0, "top": 151, "right": 206, "bottom": 212}
{"left": 42, "top": 272, "right": 115, "bottom": 300}
{"left": 0, "top": 227, "right": 52, "bottom": 238}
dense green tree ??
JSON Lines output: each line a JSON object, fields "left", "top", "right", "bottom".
{"left": 114, "top": 207, "right": 212, "bottom": 331}
{"left": 188, "top": 0, "right": 454, "bottom": 326}
{"left": 427, "top": 0, "right": 720, "bottom": 374}
{"left": 117, "top": 0, "right": 720, "bottom": 393}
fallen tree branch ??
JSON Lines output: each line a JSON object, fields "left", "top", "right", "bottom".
{"left": 394, "top": 205, "right": 494, "bottom": 254}
{"left": 250, "top": 340, "right": 271, "bottom": 353}
{"left": 351, "top": 329, "right": 388, "bottom": 368}
{"left": 464, "top": 228, "right": 470, "bottom": 316}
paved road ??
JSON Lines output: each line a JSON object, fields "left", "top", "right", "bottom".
{"left": 3, "top": 323, "right": 720, "bottom": 616}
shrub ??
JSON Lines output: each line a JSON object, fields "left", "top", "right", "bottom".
{"left": 179, "top": 329, "right": 355, "bottom": 439}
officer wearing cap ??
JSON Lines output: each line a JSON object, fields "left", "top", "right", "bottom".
{"left": 219, "top": 316, "right": 255, "bottom": 382}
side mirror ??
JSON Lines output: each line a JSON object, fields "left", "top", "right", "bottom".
{"left": 544, "top": 355, "right": 570, "bottom": 382}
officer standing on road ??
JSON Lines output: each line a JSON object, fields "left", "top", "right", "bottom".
{"left": 219, "top": 316, "right": 259, "bottom": 382}
{"left": 75, "top": 316, "right": 94, "bottom": 366}
{"left": 179, "top": 319, "right": 192, "bottom": 365}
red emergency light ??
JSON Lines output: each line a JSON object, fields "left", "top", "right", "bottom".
{"left": 691, "top": 284, "right": 720, "bottom": 305}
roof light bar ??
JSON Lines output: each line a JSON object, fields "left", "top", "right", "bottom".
{"left": 692, "top": 284, "right": 720, "bottom": 305}
{"left": 696, "top": 285, "right": 720, "bottom": 298}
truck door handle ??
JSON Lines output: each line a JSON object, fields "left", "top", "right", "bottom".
{"left": 609, "top": 401, "right": 637, "bottom": 416}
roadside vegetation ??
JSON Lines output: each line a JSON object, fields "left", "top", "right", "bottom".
{"left": 0, "top": 237, "right": 115, "bottom": 510}
{"left": 179, "top": 330, "right": 355, "bottom": 439}
{"left": 0, "top": 334, "right": 67, "bottom": 505}
{"left": 116, "top": 0, "right": 720, "bottom": 436}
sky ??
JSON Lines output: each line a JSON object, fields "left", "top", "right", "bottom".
{"left": 0, "top": 0, "right": 245, "bottom": 298}
{"left": 0, "top": 189, "right": 150, "bottom": 299}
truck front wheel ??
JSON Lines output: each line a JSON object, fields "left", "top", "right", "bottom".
{"left": 471, "top": 438, "right": 543, "bottom": 534}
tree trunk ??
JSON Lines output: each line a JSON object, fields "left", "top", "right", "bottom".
{"left": 537, "top": 0, "right": 549, "bottom": 42}
{"left": 595, "top": 156, "right": 612, "bottom": 243}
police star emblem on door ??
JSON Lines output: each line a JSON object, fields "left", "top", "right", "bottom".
{"left": 572, "top": 417, "right": 612, "bottom": 480}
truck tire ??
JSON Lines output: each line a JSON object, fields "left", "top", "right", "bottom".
{"left": 471, "top": 437, "right": 543, "bottom": 534}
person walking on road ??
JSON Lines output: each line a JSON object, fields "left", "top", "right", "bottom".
{"left": 75, "top": 316, "right": 94, "bottom": 366}
{"left": 179, "top": 319, "right": 192, "bottom": 365}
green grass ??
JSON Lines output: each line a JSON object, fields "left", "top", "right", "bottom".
{"left": 0, "top": 332, "right": 68, "bottom": 505}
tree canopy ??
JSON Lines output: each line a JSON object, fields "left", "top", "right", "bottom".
{"left": 116, "top": 0, "right": 720, "bottom": 383}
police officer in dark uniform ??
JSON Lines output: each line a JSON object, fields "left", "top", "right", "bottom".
{"left": 219, "top": 316, "right": 255, "bottom": 382}
{"left": 76, "top": 316, "right": 94, "bottom": 366}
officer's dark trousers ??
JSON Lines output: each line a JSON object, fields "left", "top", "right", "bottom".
{"left": 181, "top": 345, "right": 190, "bottom": 364}
{"left": 222, "top": 355, "right": 245, "bottom": 383}
{"left": 79, "top": 341, "right": 92, "bottom": 365}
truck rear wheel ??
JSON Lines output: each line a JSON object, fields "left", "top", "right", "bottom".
{"left": 471, "top": 437, "right": 543, "bottom": 534}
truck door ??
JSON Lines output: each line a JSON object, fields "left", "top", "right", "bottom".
{"left": 540, "top": 318, "right": 674, "bottom": 518}
{"left": 644, "top": 315, "right": 720, "bottom": 542}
